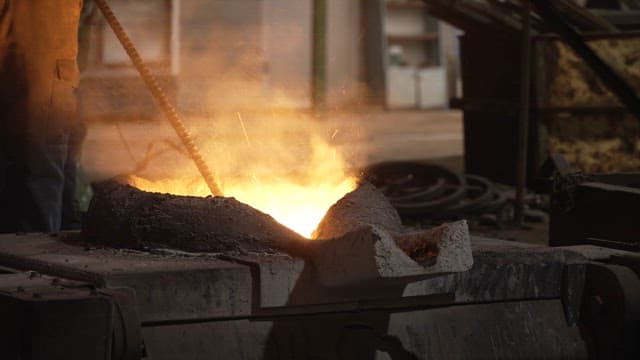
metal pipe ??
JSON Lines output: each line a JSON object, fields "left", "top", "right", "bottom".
{"left": 515, "top": 0, "right": 532, "bottom": 226}
{"left": 93, "top": 0, "right": 223, "bottom": 196}
{"left": 312, "top": 0, "right": 327, "bottom": 116}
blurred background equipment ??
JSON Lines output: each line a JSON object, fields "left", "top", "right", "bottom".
{"left": 3, "top": 1, "right": 640, "bottom": 359}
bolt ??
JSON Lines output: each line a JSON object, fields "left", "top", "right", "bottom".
{"left": 586, "top": 295, "right": 605, "bottom": 320}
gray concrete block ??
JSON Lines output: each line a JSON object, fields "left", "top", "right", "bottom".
{"left": 311, "top": 220, "right": 473, "bottom": 288}
{"left": 0, "top": 233, "right": 254, "bottom": 321}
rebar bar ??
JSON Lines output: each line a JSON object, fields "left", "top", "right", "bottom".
{"left": 94, "top": 0, "right": 223, "bottom": 196}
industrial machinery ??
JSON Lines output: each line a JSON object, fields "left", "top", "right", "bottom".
{"left": 2, "top": 1, "right": 640, "bottom": 359}
{"left": 1, "top": 229, "right": 640, "bottom": 359}
{"left": 1, "top": 179, "right": 640, "bottom": 359}
{"left": 437, "top": 0, "right": 640, "bottom": 184}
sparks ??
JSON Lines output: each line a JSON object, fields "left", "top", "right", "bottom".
{"left": 237, "top": 112, "right": 251, "bottom": 147}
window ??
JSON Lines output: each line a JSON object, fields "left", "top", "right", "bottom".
{"left": 82, "top": 0, "right": 179, "bottom": 75}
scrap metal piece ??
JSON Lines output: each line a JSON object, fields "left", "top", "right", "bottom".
{"left": 362, "top": 162, "right": 507, "bottom": 218}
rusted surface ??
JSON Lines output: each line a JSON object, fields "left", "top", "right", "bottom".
{"left": 393, "top": 226, "right": 443, "bottom": 265}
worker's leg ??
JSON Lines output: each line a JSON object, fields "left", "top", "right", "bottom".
{"left": 12, "top": 0, "right": 82, "bottom": 232}
{"left": 61, "top": 121, "right": 87, "bottom": 230}
{"left": 25, "top": 125, "right": 70, "bottom": 232}
{"left": 23, "top": 54, "right": 80, "bottom": 231}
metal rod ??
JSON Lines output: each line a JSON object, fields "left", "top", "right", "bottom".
{"left": 93, "top": 0, "right": 223, "bottom": 196}
{"left": 555, "top": 0, "right": 619, "bottom": 33}
{"left": 515, "top": 0, "right": 532, "bottom": 226}
{"left": 312, "top": 0, "right": 327, "bottom": 116}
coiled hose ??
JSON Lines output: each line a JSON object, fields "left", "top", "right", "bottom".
{"left": 94, "top": 0, "right": 223, "bottom": 196}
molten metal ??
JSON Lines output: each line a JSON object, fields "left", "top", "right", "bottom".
{"left": 129, "top": 115, "right": 357, "bottom": 238}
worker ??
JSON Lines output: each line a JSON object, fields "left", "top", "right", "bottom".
{"left": 0, "top": 0, "right": 83, "bottom": 233}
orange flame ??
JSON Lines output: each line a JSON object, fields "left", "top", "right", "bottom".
{"left": 128, "top": 113, "right": 357, "bottom": 238}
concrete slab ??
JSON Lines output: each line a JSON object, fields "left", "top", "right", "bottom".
{"left": 404, "top": 237, "right": 588, "bottom": 305}
{"left": 0, "top": 233, "right": 253, "bottom": 322}
{"left": 311, "top": 222, "right": 473, "bottom": 288}
{"left": 221, "top": 253, "right": 306, "bottom": 310}
{"left": 312, "top": 183, "right": 473, "bottom": 287}
{"left": 0, "top": 272, "right": 89, "bottom": 293}
{"left": 0, "top": 232, "right": 593, "bottom": 325}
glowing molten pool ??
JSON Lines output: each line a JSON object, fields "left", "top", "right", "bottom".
{"left": 128, "top": 113, "right": 357, "bottom": 238}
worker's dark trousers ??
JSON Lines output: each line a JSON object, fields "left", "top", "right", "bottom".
{"left": 0, "top": 0, "right": 82, "bottom": 232}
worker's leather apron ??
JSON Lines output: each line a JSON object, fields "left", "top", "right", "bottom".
{"left": 0, "top": 0, "right": 82, "bottom": 232}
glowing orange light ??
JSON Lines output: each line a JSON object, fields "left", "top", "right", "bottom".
{"left": 128, "top": 113, "right": 357, "bottom": 238}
